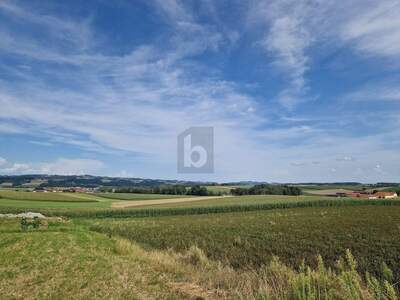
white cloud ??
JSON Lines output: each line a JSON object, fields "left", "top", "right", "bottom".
{"left": 264, "top": 14, "right": 311, "bottom": 84}
{"left": 0, "top": 158, "right": 104, "bottom": 175}
{"left": 249, "top": 0, "right": 400, "bottom": 108}
{"left": 2, "top": 163, "right": 32, "bottom": 174}
{"left": 0, "top": 1, "right": 400, "bottom": 182}
{"left": 0, "top": 0, "right": 92, "bottom": 51}
{"left": 39, "top": 158, "right": 104, "bottom": 175}
{"left": 248, "top": 0, "right": 328, "bottom": 108}
{"left": 0, "top": 157, "right": 6, "bottom": 166}
{"left": 346, "top": 83, "right": 400, "bottom": 102}
{"left": 291, "top": 162, "right": 307, "bottom": 167}
{"left": 340, "top": 1, "right": 400, "bottom": 58}
{"left": 336, "top": 156, "right": 354, "bottom": 162}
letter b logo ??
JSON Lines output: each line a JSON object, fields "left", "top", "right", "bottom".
{"left": 178, "top": 127, "right": 214, "bottom": 173}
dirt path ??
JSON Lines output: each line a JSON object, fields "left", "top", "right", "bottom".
{"left": 111, "top": 196, "right": 228, "bottom": 209}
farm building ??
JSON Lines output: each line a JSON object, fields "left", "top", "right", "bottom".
{"left": 336, "top": 191, "right": 398, "bottom": 199}
{"left": 373, "top": 192, "right": 398, "bottom": 199}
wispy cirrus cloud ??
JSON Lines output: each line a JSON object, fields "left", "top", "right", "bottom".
{"left": 248, "top": 0, "right": 329, "bottom": 109}
{"left": 346, "top": 82, "right": 400, "bottom": 102}
{"left": 340, "top": 1, "right": 400, "bottom": 58}
{"left": 249, "top": 0, "right": 400, "bottom": 109}
{"left": 0, "top": 0, "right": 400, "bottom": 182}
{"left": 0, "top": 0, "right": 263, "bottom": 179}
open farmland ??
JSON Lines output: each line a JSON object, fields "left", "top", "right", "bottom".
{"left": 2, "top": 215, "right": 397, "bottom": 299}
{"left": 0, "top": 190, "right": 203, "bottom": 210}
{"left": 203, "top": 185, "right": 253, "bottom": 193}
{"left": 0, "top": 190, "right": 99, "bottom": 202}
{"left": 132, "top": 195, "right": 335, "bottom": 209}
{"left": 90, "top": 205, "right": 400, "bottom": 279}
{"left": 96, "top": 193, "right": 194, "bottom": 201}
{"left": 111, "top": 196, "right": 226, "bottom": 208}
{"left": 0, "top": 198, "right": 114, "bottom": 209}
{"left": 2, "top": 196, "right": 400, "bottom": 298}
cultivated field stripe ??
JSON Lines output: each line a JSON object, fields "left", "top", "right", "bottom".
{"left": 111, "top": 196, "right": 229, "bottom": 208}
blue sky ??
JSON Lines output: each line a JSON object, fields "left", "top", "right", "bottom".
{"left": 0, "top": 0, "right": 400, "bottom": 182}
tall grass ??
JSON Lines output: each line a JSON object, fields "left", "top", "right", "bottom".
{"left": 173, "top": 246, "right": 400, "bottom": 299}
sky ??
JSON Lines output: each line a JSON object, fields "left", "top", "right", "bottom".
{"left": 0, "top": 0, "right": 400, "bottom": 183}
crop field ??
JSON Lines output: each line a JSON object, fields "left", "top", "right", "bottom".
{"left": 96, "top": 192, "right": 194, "bottom": 200}
{"left": 203, "top": 185, "right": 253, "bottom": 193}
{"left": 0, "top": 198, "right": 114, "bottom": 209}
{"left": 111, "top": 196, "right": 224, "bottom": 209}
{"left": 0, "top": 190, "right": 99, "bottom": 202}
{"left": 295, "top": 184, "right": 368, "bottom": 190}
{"left": 90, "top": 205, "right": 400, "bottom": 279}
{"left": 134, "top": 195, "right": 335, "bottom": 209}
{"left": 0, "top": 190, "right": 202, "bottom": 210}
{"left": 0, "top": 192, "right": 339, "bottom": 213}
{"left": 2, "top": 198, "right": 400, "bottom": 298}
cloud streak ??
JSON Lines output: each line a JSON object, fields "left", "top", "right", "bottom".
{"left": 0, "top": 1, "right": 399, "bottom": 182}
{"left": 0, "top": 158, "right": 104, "bottom": 175}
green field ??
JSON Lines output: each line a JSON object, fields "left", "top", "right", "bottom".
{"left": 0, "top": 191, "right": 341, "bottom": 212}
{"left": 2, "top": 203, "right": 400, "bottom": 298}
{"left": 1, "top": 192, "right": 400, "bottom": 298}
{"left": 0, "top": 190, "right": 99, "bottom": 202}
{"left": 295, "top": 184, "right": 368, "bottom": 190}
{"left": 89, "top": 205, "right": 400, "bottom": 277}
{"left": 0, "top": 219, "right": 188, "bottom": 299}
{"left": 96, "top": 192, "right": 193, "bottom": 200}
{"left": 0, "top": 190, "right": 199, "bottom": 210}
{"left": 0, "top": 198, "right": 114, "bottom": 209}
{"left": 203, "top": 185, "right": 253, "bottom": 193}
{"left": 135, "top": 195, "right": 335, "bottom": 209}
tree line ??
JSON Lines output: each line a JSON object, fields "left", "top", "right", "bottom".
{"left": 231, "top": 184, "right": 302, "bottom": 196}
{"left": 101, "top": 184, "right": 302, "bottom": 196}
{"left": 101, "top": 185, "right": 220, "bottom": 196}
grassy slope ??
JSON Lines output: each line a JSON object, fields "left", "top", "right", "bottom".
{"left": 0, "top": 219, "right": 188, "bottom": 299}
{"left": 90, "top": 205, "right": 400, "bottom": 278}
{"left": 0, "top": 190, "right": 100, "bottom": 202}
{"left": 2, "top": 217, "right": 398, "bottom": 299}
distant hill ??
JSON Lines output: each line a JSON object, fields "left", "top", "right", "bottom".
{"left": 0, "top": 175, "right": 215, "bottom": 188}
{"left": 0, "top": 175, "right": 398, "bottom": 189}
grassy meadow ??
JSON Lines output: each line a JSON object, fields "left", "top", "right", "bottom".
{"left": 0, "top": 190, "right": 99, "bottom": 202}
{"left": 0, "top": 190, "right": 198, "bottom": 210}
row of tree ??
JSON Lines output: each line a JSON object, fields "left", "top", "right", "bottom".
{"left": 231, "top": 184, "right": 302, "bottom": 196}
{"left": 101, "top": 185, "right": 217, "bottom": 196}
{"left": 101, "top": 184, "right": 302, "bottom": 197}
